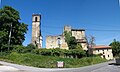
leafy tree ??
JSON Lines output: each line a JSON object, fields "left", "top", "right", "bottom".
{"left": 64, "top": 31, "right": 72, "bottom": 43}
{"left": 109, "top": 39, "right": 120, "bottom": 56}
{"left": 64, "top": 31, "right": 77, "bottom": 49}
{"left": 68, "top": 37, "right": 77, "bottom": 49}
{"left": 0, "top": 6, "right": 28, "bottom": 50}
{"left": 26, "top": 43, "right": 36, "bottom": 49}
{"left": 76, "top": 43, "right": 82, "bottom": 50}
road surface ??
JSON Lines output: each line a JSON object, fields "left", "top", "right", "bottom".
{"left": 0, "top": 60, "right": 120, "bottom": 72}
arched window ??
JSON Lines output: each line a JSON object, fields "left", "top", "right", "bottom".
{"left": 57, "top": 37, "right": 61, "bottom": 48}
{"left": 35, "top": 17, "right": 38, "bottom": 22}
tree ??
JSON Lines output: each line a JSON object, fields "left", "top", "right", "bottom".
{"left": 109, "top": 39, "right": 120, "bottom": 56}
{"left": 64, "top": 31, "right": 72, "bottom": 44}
{"left": 0, "top": 6, "right": 28, "bottom": 50}
{"left": 85, "top": 35, "right": 95, "bottom": 48}
{"left": 68, "top": 37, "right": 77, "bottom": 49}
{"left": 64, "top": 31, "right": 77, "bottom": 49}
{"left": 26, "top": 43, "right": 37, "bottom": 52}
{"left": 89, "top": 35, "right": 95, "bottom": 47}
{"left": 76, "top": 43, "right": 82, "bottom": 50}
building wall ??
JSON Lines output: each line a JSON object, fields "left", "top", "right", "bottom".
{"left": 81, "top": 43, "right": 88, "bottom": 50}
{"left": 72, "top": 30, "right": 85, "bottom": 40}
{"left": 46, "top": 35, "right": 68, "bottom": 49}
{"left": 46, "top": 25, "right": 87, "bottom": 50}
{"left": 92, "top": 48, "right": 113, "bottom": 60}
{"left": 71, "top": 30, "right": 87, "bottom": 50}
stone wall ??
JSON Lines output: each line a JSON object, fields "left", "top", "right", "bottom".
{"left": 46, "top": 35, "right": 68, "bottom": 49}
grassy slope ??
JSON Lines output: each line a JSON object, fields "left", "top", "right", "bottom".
{"left": 0, "top": 52, "right": 107, "bottom": 68}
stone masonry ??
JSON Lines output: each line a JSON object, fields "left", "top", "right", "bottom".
{"left": 31, "top": 14, "right": 42, "bottom": 48}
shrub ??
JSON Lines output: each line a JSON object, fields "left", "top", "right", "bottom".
{"left": 12, "top": 44, "right": 36, "bottom": 53}
{"left": 33, "top": 48, "right": 87, "bottom": 58}
{"left": 12, "top": 45, "right": 26, "bottom": 53}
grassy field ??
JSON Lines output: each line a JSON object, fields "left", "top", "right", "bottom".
{"left": 0, "top": 52, "right": 107, "bottom": 68}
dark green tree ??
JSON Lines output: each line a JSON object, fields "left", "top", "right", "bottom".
{"left": 68, "top": 37, "right": 77, "bottom": 49}
{"left": 76, "top": 43, "right": 82, "bottom": 50}
{"left": 0, "top": 6, "right": 28, "bottom": 50}
{"left": 64, "top": 31, "right": 77, "bottom": 49}
{"left": 64, "top": 31, "right": 72, "bottom": 44}
{"left": 109, "top": 39, "right": 120, "bottom": 56}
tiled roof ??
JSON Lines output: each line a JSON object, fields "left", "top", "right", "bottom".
{"left": 90, "top": 45, "right": 111, "bottom": 49}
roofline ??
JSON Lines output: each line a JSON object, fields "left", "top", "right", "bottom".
{"left": 71, "top": 29, "right": 85, "bottom": 31}
{"left": 32, "top": 14, "right": 41, "bottom": 16}
{"left": 89, "top": 45, "right": 111, "bottom": 49}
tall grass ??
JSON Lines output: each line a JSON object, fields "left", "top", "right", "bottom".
{"left": 0, "top": 52, "right": 107, "bottom": 68}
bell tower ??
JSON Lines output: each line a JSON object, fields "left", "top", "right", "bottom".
{"left": 31, "top": 14, "right": 42, "bottom": 48}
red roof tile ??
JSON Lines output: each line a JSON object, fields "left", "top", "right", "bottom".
{"left": 91, "top": 45, "right": 111, "bottom": 49}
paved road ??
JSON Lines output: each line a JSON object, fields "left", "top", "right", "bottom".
{"left": 0, "top": 60, "right": 120, "bottom": 72}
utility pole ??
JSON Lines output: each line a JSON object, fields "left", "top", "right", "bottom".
{"left": 8, "top": 23, "right": 12, "bottom": 51}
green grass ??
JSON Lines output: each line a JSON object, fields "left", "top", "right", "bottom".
{"left": 0, "top": 52, "right": 107, "bottom": 68}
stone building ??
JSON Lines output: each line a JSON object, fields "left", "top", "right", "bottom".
{"left": 89, "top": 45, "right": 113, "bottom": 60}
{"left": 71, "top": 29, "right": 87, "bottom": 50}
{"left": 46, "top": 35, "right": 68, "bottom": 49}
{"left": 46, "top": 25, "right": 87, "bottom": 50}
{"left": 31, "top": 14, "right": 42, "bottom": 48}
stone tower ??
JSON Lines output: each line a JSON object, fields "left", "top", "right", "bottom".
{"left": 31, "top": 14, "right": 42, "bottom": 48}
{"left": 64, "top": 25, "right": 71, "bottom": 32}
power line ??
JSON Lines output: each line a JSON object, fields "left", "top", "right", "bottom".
{"left": 85, "top": 29, "right": 120, "bottom": 32}
{"left": 27, "top": 24, "right": 120, "bottom": 32}
{"left": 42, "top": 25, "right": 63, "bottom": 29}
{"left": 41, "top": 30, "right": 61, "bottom": 35}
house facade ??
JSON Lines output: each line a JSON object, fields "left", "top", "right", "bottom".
{"left": 89, "top": 45, "right": 113, "bottom": 60}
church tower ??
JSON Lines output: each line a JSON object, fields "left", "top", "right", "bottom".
{"left": 31, "top": 14, "right": 42, "bottom": 48}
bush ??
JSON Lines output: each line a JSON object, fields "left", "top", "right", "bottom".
{"left": 33, "top": 48, "right": 87, "bottom": 58}
{"left": 26, "top": 43, "right": 37, "bottom": 50}
{"left": 12, "top": 45, "right": 27, "bottom": 53}
{"left": 12, "top": 44, "right": 36, "bottom": 53}
{"left": 0, "top": 44, "right": 13, "bottom": 52}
